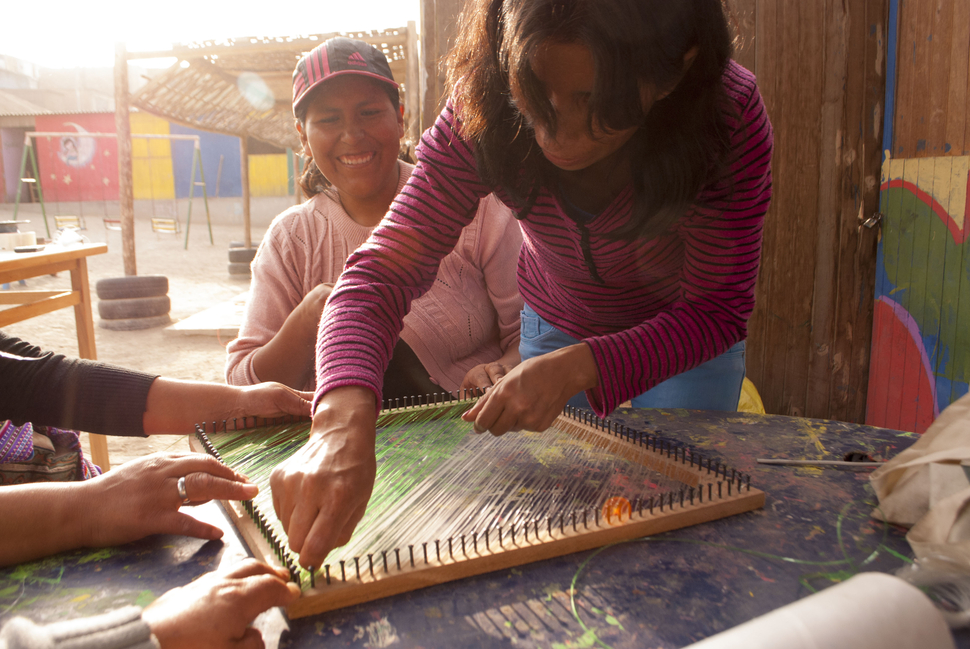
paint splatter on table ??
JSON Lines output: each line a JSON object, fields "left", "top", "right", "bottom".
{"left": 2, "top": 409, "right": 967, "bottom": 648}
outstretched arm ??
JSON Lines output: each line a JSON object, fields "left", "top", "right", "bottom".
{"left": 248, "top": 283, "right": 332, "bottom": 390}
{"left": 142, "top": 378, "right": 312, "bottom": 435}
{"left": 0, "top": 452, "right": 259, "bottom": 567}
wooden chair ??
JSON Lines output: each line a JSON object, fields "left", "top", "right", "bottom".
{"left": 54, "top": 215, "right": 86, "bottom": 231}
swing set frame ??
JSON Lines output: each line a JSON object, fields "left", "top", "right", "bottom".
{"left": 12, "top": 131, "right": 213, "bottom": 250}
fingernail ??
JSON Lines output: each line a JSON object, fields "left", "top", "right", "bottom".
{"left": 472, "top": 423, "right": 487, "bottom": 434}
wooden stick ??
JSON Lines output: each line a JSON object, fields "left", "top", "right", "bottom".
{"left": 756, "top": 458, "right": 883, "bottom": 468}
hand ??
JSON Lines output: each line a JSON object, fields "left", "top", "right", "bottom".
{"left": 270, "top": 387, "right": 377, "bottom": 569}
{"left": 460, "top": 361, "right": 515, "bottom": 392}
{"left": 142, "top": 559, "right": 300, "bottom": 649}
{"left": 461, "top": 343, "right": 598, "bottom": 436}
{"left": 293, "top": 282, "right": 333, "bottom": 332}
{"left": 81, "top": 452, "right": 259, "bottom": 548}
{"left": 228, "top": 383, "right": 313, "bottom": 421}
{"left": 249, "top": 283, "right": 333, "bottom": 390}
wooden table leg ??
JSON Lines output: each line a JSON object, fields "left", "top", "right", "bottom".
{"left": 70, "top": 257, "right": 111, "bottom": 471}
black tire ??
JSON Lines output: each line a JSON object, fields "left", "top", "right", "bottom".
{"left": 99, "top": 295, "right": 171, "bottom": 320}
{"left": 228, "top": 247, "right": 257, "bottom": 263}
{"left": 98, "top": 313, "right": 171, "bottom": 331}
{"left": 96, "top": 275, "right": 168, "bottom": 300}
{"left": 228, "top": 262, "right": 252, "bottom": 276}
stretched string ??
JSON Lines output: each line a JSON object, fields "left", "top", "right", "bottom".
{"left": 203, "top": 404, "right": 684, "bottom": 587}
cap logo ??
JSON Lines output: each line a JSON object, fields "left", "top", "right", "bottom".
{"left": 347, "top": 52, "right": 368, "bottom": 67}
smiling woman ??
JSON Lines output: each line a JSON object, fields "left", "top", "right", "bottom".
{"left": 224, "top": 37, "right": 524, "bottom": 406}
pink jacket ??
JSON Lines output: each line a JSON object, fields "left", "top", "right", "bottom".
{"left": 225, "top": 161, "right": 523, "bottom": 393}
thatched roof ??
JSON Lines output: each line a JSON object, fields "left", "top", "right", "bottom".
{"left": 130, "top": 28, "right": 411, "bottom": 151}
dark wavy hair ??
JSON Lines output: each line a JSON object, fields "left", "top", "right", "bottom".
{"left": 294, "top": 80, "right": 411, "bottom": 198}
{"left": 447, "top": 0, "right": 734, "bottom": 239}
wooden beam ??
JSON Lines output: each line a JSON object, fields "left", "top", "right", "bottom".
{"left": 125, "top": 31, "right": 410, "bottom": 62}
{"left": 240, "top": 136, "right": 252, "bottom": 249}
{"left": 406, "top": 21, "right": 421, "bottom": 145}
{"left": 115, "top": 42, "right": 137, "bottom": 276}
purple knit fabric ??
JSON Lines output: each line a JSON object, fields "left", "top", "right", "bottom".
{"left": 315, "top": 60, "right": 773, "bottom": 417}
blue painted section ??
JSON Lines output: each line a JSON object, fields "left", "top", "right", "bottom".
{"left": 169, "top": 124, "right": 241, "bottom": 198}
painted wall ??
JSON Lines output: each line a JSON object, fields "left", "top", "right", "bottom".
{"left": 5, "top": 114, "right": 296, "bottom": 207}
{"left": 867, "top": 155, "right": 970, "bottom": 433}
{"left": 33, "top": 114, "right": 119, "bottom": 202}
{"left": 169, "top": 124, "right": 241, "bottom": 199}
{"left": 130, "top": 112, "right": 175, "bottom": 200}
{"left": 249, "top": 154, "right": 290, "bottom": 197}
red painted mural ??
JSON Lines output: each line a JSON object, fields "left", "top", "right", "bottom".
{"left": 33, "top": 114, "right": 119, "bottom": 202}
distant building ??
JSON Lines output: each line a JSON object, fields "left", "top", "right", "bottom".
{"left": 0, "top": 55, "right": 294, "bottom": 206}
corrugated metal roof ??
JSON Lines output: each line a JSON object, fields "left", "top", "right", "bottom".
{"left": 0, "top": 88, "right": 114, "bottom": 116}
{"left": 131, "top": 29, "right": 410, "bottom": 150}
{"left": 0, "top": 90, "right": 51, "bottom": 116}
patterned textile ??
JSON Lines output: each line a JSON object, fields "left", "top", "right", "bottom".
{"left": 0, "top": 420, "right": 102, "bottom": 485}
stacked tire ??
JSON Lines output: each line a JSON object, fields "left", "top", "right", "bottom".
{"left": 228, "top": 242, "right": 256, "bottom": 276}
{"left": 96, "top": 275, "right": 171, "bottom": 331}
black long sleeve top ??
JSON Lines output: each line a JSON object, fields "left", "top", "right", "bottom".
{"left": 0, "top": 332, "right": 157, "bottom": 436}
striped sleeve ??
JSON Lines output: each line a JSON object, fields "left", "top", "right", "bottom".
{"left": 583, "top": 66, "right": 774, "bottom": 414}
{"left": 314, "top": 104, "right": 493, "bottom": 410}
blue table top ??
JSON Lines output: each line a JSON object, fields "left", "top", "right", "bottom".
{"left": 2, "top": 409, "right": 965, "bottom": 648}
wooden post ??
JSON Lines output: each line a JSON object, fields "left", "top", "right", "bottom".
{"left": 240, "top": 136, "right": 251, "bottom": 249}
{"left": 114, "top": 42, "right": 137, "bottom": 276}
{"left": 420, "top": 0, "right": 468, "bottom": 132}
{"left": 406, "top": 21, "right": 421, "bottom": 145}
{"left": 0, "top": 129, "right": 6, "bottom": 203}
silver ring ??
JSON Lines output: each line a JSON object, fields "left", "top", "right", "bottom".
{"left": 177, "top": 476, "right": 191, "bottom": 505}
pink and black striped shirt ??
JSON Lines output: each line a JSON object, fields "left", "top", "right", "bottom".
{"left": 315, "top": 60, "right": 773, "bottom": 416}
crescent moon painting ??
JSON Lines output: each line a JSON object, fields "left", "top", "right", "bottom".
{"left": 57, "top": 122, "right": 97, "bottom": 168}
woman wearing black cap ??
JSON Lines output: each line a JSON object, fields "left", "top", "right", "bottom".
{"left": 226, "top": 37, "right": 524, "bottom": 404}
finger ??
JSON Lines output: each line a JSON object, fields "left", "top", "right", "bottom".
{"left": 461, "top": 391, "right": 493, "bottom": 432}
{"left": 231, "top": 571, "right": 303, "bottom": 619}
{"left": 283, "top": 495, "right": 318, "bottom": 556}
{"left": 485, "top": 406, "right": 522, "bottom": 437}
{"left": 172, "top": 453, "right": 252, "bottom": 483}
{"left": 485, "top": 364, "right": 508, "bottom": 384}
{"left": 166, "top": 512, "right": 225, "bottom": 540}
{"left": 220, "top": 559, "right": 291, "bottom": 582}
{"left": 296, "top": 500, "right": 360, "bottom": 569}
{"left": 465, "top": 389, "right": 503, "bottom": 434}
{"left": 232, "top": 627, "right": 265, "bottom": 649}
{"left": 269, "top": 468, "right": 294, "bottom": 533}
{"left": 184, "top": 472, "right": 259, "bottom": 504}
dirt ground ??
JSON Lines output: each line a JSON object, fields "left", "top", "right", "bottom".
{"left": 2, "top": 216, "right": 267, "bottom": 468}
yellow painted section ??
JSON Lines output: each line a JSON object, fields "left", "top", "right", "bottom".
{"left": 130, "top": 113, "right": 175, "bottom": 200}
{"left": 884, "top": 155, "right": 968, "bottom": 230}
{"left": 249, "top": 154, "right": 289, "bottom": 197}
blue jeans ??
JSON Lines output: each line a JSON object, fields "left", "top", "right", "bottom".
{"left": 519, "top": 304, "right": 746, "bottom": 411}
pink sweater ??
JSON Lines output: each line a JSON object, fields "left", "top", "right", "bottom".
{"left": 225, "top": 161, "right": 523, "bottom": 393}
{"left": 315, "top": 61, "right": 773, "bottom": 416}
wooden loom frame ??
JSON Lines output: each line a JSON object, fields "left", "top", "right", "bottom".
{"left": 191, "top": 403, "right": 765, "bottom": 619}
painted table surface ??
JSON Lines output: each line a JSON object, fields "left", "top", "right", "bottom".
{"left": 2, "top": 409, "right": 967, "bottom": 648}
